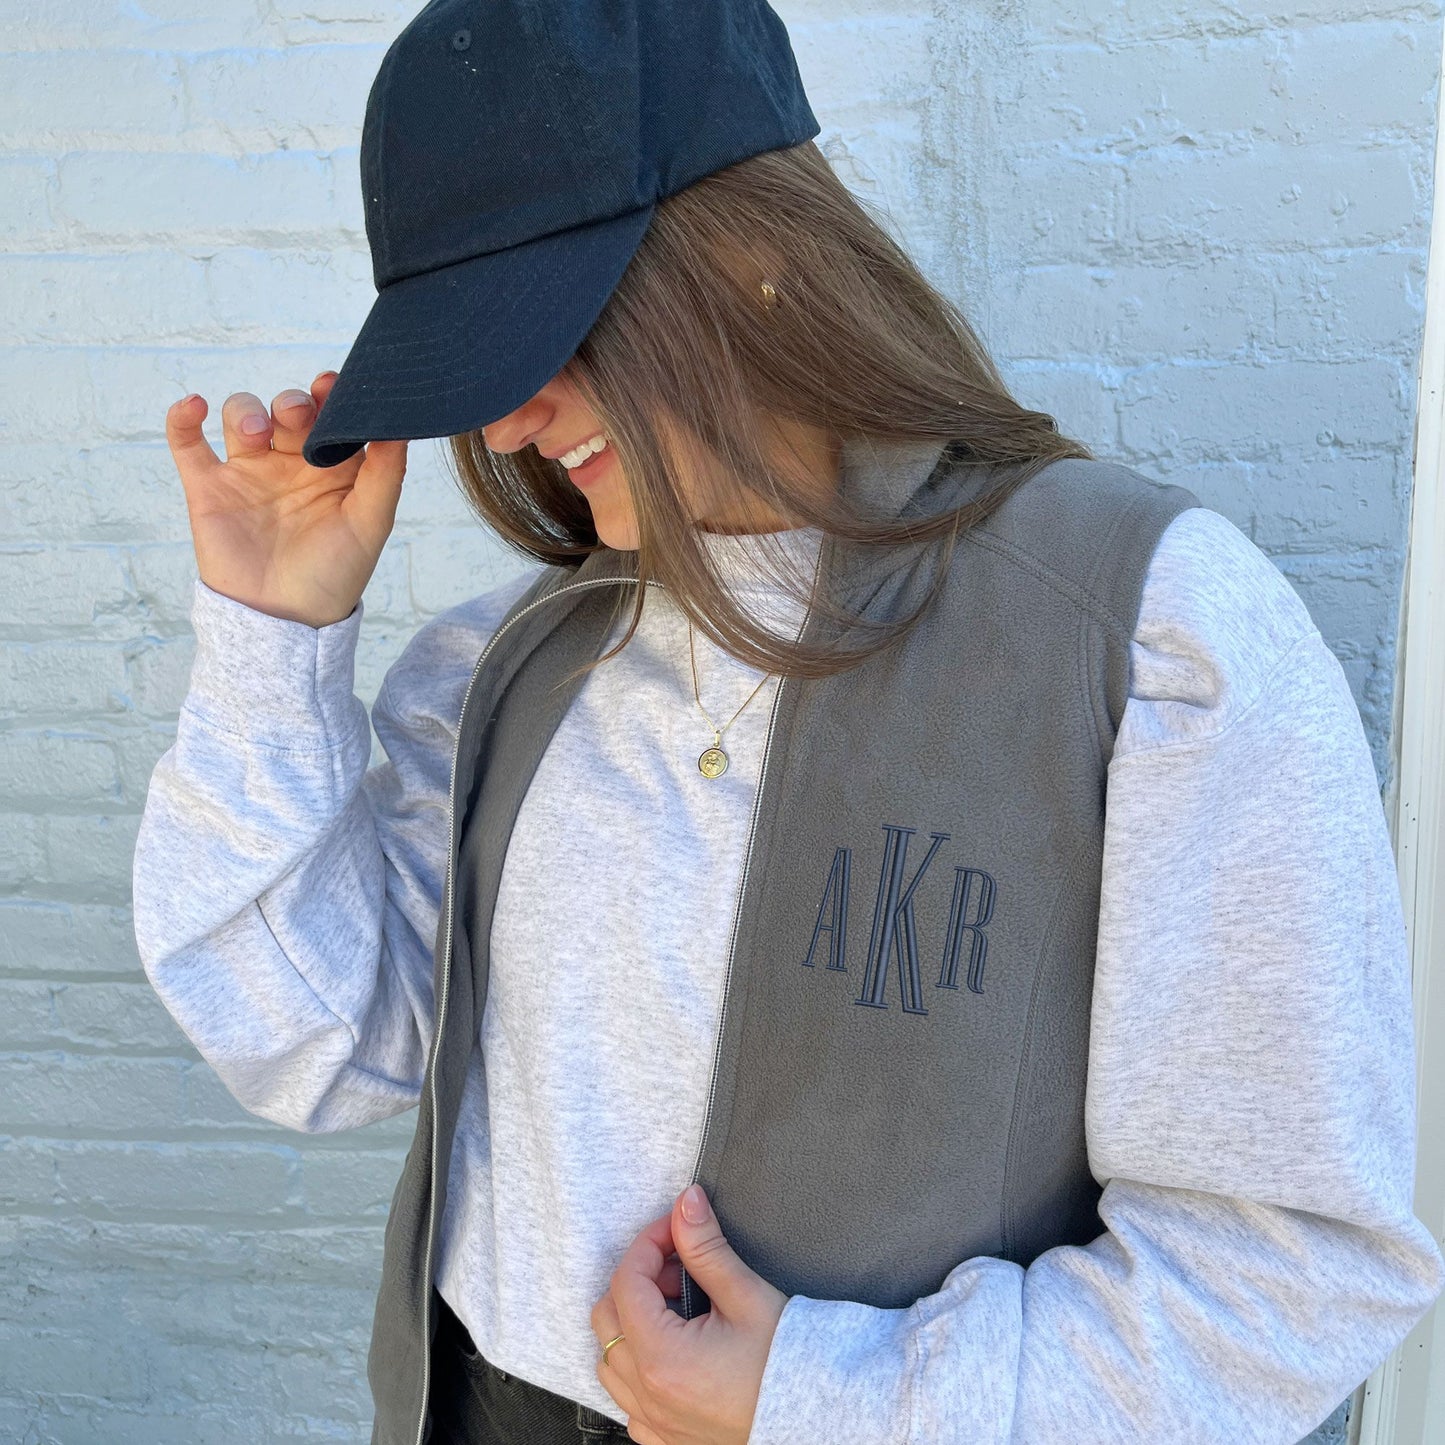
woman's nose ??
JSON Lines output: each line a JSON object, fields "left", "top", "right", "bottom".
{"left": 481, "top": 390, "right": 553, "bottom": 454}
{"left": 481, "top": 412, "right": 527, "bottom": 454}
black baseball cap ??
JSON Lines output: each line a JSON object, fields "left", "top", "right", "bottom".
{"left": 302, "top": 0, "right": 820, "bottom": 469}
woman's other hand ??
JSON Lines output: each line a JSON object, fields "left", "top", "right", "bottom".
{"left": 164, "top": 373, "right": 408, "bottom": 628}
{"left": 591, "top": 1185, "right": 787, "bottom": 1445}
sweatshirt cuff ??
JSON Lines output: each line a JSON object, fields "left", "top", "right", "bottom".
{"left": 747, "top": 1294, "right": 915, "bottom": 1445}
{"left": 182, "top": 576, "right": 366, "bottom": 749}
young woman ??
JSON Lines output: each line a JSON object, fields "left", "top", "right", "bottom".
{"left": 133, "top": 18, "right": 1442, "bottom": 1445}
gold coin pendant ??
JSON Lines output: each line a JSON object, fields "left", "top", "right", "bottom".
{"left": 698, "top": 746, "right": 729, "bottom": 779}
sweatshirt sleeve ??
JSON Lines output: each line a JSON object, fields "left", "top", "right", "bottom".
{"left": 745, "top": 505, "right": 1445, "bottom": 1445}
{"left": 132, "top": 566, "right": 546, "bottom": 1134}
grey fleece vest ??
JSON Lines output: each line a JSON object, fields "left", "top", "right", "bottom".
{"left": 366, "top": 433, "right": 1202, "bottom": 1445}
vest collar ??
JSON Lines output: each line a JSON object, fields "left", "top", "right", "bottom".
{"left": 562, "top": 432, "right": 992, "bottom": 601}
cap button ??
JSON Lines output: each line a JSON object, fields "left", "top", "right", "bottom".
{"left": 451, "top": 28, "right": 471, "bottom": 51}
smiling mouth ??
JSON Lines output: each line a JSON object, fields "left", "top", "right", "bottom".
{"left": 558, "top": 433, "right": 610, "bottom": 470}
{"left": 564, "top": 442, "right": 614, "bottom": 488}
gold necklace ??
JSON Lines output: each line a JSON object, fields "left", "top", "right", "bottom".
{"left": 688, "top": 623, "right": 774, "bottom": 779}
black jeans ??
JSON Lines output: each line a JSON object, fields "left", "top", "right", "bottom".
{"left": 427, "top": 1288, "right": 632, "bottom": 1445}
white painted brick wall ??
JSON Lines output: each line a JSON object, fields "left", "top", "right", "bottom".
{"left": 2, "top": 1, "right": 1437, "bottom": 1439}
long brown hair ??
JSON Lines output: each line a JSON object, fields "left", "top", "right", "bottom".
{"left": 447, "top": 139, "right": 1092, "bottom": 680}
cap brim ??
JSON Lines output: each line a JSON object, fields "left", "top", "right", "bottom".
{"left": 302, "top": 201, "right": 657, "bottom": 469}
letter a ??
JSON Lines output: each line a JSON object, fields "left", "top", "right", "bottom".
{"left": 801, "top": 847, "right": 851, "bottom": 971}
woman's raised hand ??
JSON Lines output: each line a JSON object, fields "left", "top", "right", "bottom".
{"left": 164, "top": 372, "right": 409, "bottom": 628}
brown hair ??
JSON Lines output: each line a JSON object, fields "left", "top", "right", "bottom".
{"left": 447, "top": 139, "right": 1093, "bottom": 681}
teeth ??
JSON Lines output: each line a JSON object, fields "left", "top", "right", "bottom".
{"left": 560, "top": 433, "right": 608, "bottom": 469}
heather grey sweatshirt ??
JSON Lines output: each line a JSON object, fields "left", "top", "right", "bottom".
{"left": 131, "top": 503, "right": 1444, "bottom": 1443}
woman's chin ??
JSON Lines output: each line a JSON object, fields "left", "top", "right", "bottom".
{"left": 589, "top": 506, "right": 640, "bottom": 552}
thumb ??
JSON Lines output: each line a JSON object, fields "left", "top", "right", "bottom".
{"left": 671, "top": 1185, "right": 756, "bottom": 1314}
{"left": 348, "top": 438, "right": 408, "bottom": 540}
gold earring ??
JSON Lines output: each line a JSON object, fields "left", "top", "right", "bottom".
{"left": 758, "top": 278, "right": 779, "bottom": 310}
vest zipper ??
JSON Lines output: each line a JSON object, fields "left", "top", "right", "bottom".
{"left": 411, "top": 572, "right": 659, "bottom": 1445}
{"left": 678, "top": 536, "right": 825, "bottom": 1320}
{"left": 678, "top": 668, "right": 788, "bottom": 1321}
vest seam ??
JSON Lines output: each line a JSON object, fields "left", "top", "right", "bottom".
{"left": 999, "top": 838, "right": 1093, "bottom": 1261}
{"left": 963, "top": 529, "right": 1138, "bottom": 644}
{"left": 1082, "top": 608, "right": 1111, "bottom": 777}
{"left": 1079, "top": 481, "right": 1154, "bottom": 610}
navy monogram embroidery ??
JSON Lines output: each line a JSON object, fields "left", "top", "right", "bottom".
{"left": 802, "top": 823, "right": 997, "bottom": 1010}
{"left": 939, "top": 865, "right": 994, "bottom": 994}
{"left": 802, "top": 847, "right": 851, "bottom": 972}
{"left": 856, "top": 825, "right": 948, "bottom": 1014}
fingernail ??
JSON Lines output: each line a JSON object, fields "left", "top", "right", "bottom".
{"left": 681, "top": 1185, "right": 709, "bottom": 1225}
{"left": 240, "top": 413, "right": 270, "bottom": 435}
{"left": 177, "top": 393, "right": 198, "bottom": 408}
{"left": 277, "top": 390, "right": 313, "bottom": 411}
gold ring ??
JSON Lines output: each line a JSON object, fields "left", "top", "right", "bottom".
{"left": 601, "top": 1332, "right": 625, "bottom": 1367}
